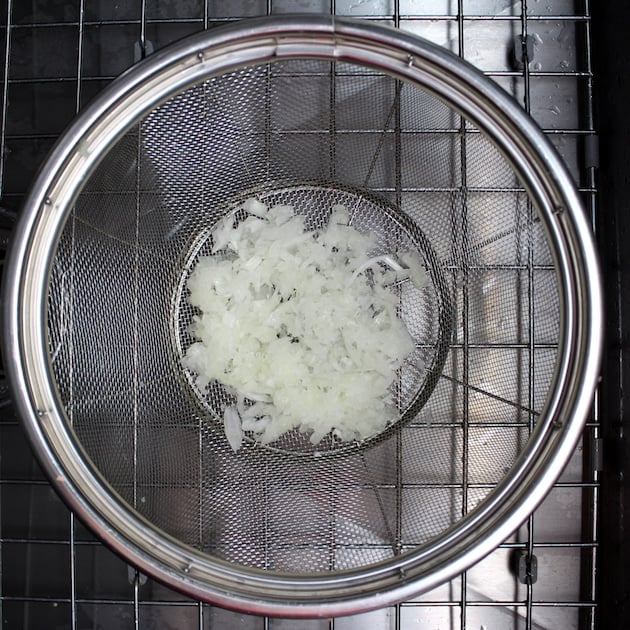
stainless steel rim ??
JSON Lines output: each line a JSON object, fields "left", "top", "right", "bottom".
{"left": 2, "top": 15, "right": 603, "bottom": 616}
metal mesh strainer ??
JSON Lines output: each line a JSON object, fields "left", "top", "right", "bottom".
{"left": 2, "top": 16, "right": 602, "bottom": 617}
{"left": 172, "top": 181, "right": 451, "bottom": 456}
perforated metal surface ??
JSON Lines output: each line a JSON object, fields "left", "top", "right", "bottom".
{"left": 0, "top": 1, "right": 602, "bottom": 629}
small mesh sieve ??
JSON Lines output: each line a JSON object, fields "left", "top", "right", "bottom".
{"left": 172, "top": 182, "right": 452, "bottom": 456}
{"left": 2, "top": 16, "right": 602, "bottom": 617}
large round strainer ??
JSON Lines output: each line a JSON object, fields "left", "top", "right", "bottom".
{"left": 3, "top": 16, "right": 602, "bottom": 616}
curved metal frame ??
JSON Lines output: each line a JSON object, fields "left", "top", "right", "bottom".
{"left": 2, "top": 15, "right": 602, "bottom": 617}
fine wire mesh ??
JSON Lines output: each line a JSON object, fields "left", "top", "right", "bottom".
{"left": 0, "top": 1, "right": 601, "bottom": 629}
{"left": 46, "top": 56, "right": 558, "bottom": 572}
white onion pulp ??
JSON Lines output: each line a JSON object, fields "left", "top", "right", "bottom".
{"left": 183, "top": 199, "right": 427, "bottom": 452}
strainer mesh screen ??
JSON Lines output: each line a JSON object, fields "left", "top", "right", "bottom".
{"left": 47, "top": 59, "right": 558, "bottom": 573}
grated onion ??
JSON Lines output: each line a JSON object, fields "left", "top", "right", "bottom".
{"left": 184, "top": 199, "right": 424, "bottom": 450}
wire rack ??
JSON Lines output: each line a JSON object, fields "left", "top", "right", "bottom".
{"left": 0, "top": 1, "right": 599, "bottom": 628}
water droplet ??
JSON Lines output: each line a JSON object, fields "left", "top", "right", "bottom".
{"left": 559, "top": 60, "right": 569, "bottom": 69}
{"left": 533, "top": 62, "right": 542, "bottom": 71}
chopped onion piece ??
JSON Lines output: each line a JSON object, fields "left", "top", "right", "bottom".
{"left": 242, "top": 197, "right": 268, "bottom": 217}
{"left": 400, "top": 251, "right": 429, "bottom": 290}
{"left": 331, "top": 204, "right": 350, "bottom": 225}
{"left": 350, "top": 254, "right": 403, "bottom": 283}
{"left": 223, "top": 405, "right": 243, "bottom": 452}
{"left": 210, "top": 214, "right": 236, "bottom": 253}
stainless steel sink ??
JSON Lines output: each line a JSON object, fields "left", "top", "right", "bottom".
{"left": 0, "top": 1, "right": 608, "bottom": 628}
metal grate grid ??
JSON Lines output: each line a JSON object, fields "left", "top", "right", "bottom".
{"left": 0, "top": 1, "right": 599, "bottom": 629}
